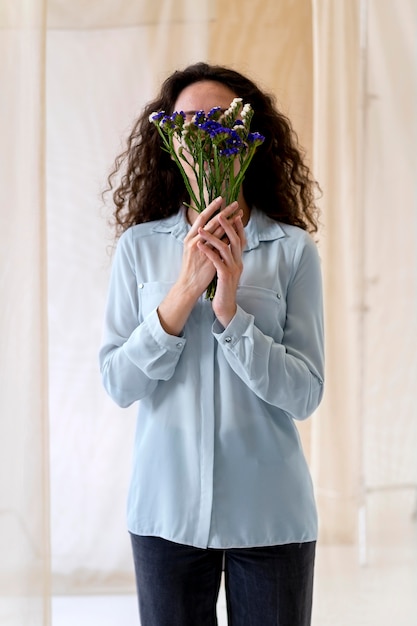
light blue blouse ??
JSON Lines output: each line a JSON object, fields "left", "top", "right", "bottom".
{"left": 99, "top": 207, "right": 324, "bottom": 549}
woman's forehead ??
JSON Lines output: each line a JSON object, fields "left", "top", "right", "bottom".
{"left": 174, "top": 81, "right": 237, "bottom": 114}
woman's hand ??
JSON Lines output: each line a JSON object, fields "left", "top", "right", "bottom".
{"left": 197, "top": 209, "right": 246, "bottom": 328}
{"left": 177, "top": 197, "right": 241, "bottom": 296}
{"left": 178, "top": 197, "right": 223, "bottom": 298}
{"left": 157, "top": 197, "right": 242, "bottom": 336}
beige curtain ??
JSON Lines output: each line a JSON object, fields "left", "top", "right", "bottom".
{"left": 312, "top": 0, "right": 417, "bottom": 551}
{"left": 1, "top": 0, "right": 415, "bottom": 609}
{"left": 311, "top": 0, "right": 364, "bottom": 544}
{"left": 359, "top": 0, "right": 416, "bottom": 556}
{"left": 0, "top": 1, "right": 51, "bottom": 625}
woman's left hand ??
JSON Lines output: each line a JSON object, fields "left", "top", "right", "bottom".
{"left": 197, "top": 211, "right": 246, "bottom": 328}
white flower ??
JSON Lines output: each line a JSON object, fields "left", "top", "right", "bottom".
{"left": 230, "top": 97, "right": 243, "bottom": 108}
{"left": 223, "top": 97, "right": 243, "bottom": 119}
{"left": 241, "top": 103, "right": 252, "bottom": 119}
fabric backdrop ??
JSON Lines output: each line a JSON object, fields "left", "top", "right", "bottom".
{"left": 0, "top": 1, "right": 51, "bottom": 624}
{"left": 0, "top": 0, "right": 415, "bottom": 623}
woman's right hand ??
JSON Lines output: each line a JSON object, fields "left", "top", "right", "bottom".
{"left": 156, "top": 197, "right": 242, "bottom": 336}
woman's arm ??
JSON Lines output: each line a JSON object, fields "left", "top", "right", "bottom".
{"left": 99, "top": 228, "right": 187, "bottom": 408}
{"left": 209, "top": 231, "right": 325, "bottom": 420}
{"left": 99, "top": 199, "right": 243, "bottom": 408}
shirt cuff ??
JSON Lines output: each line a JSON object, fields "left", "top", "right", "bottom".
{"left": 147, "top": 307, "right": 186, "bottom": 349}
{"left": 212, "top": 305, "right": 253, "bottom": 347}
{"left": 125, "top": 307, "right": 186, "bottom": 361}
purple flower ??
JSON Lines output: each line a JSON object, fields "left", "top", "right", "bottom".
{"left": 160, "top": 115, "right": 176, "bottom": 130}
{"left": 247, "top": 132, "right": 265, "bottom": 146}
{"left": 215, "top": 129, "right": 242, "bottom": 154}
{"left": 193, "top": 110, "right": 206, "bottom": 125}
{"left": 207, "top": 106, "right": 223, "bottom": 120}
{"left": 149, "top": 111, "right": 165, "bottom": 123}
{"left": 171, "top": 111, "right": 186, "bottom": 125}
{"left": 226, "top": 129, "right": 244, "bottom": 148}
{"left": 219, "top": 146, "right": 240, "bottom": 157}
{"left": 200, "top": 121, "right": 227, "bottom": 138}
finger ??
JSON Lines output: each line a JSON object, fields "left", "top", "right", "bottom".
{"left": 217, "top": 214, "right": 245, "bottom": 263}
{"left": 235, "top": 215, "right": 247, "bottom": 249}
{"left": 234, "top": 214, "right": 245, "bottom": 237}
{"left": 198, "top": 227, "right": 233, "bottom": 263}
{"left": 187, "top": 196, "right": 224, "bottom": 237}
{"left": 217, "top": 213, "right": 241, "bottom": 246}
{"left": 211, "top": 209, "right": 243, "bottom": 241}
{"left": 204, "top": 201, "right": 240, "bottom": 235}
{"left": 197, "top": 240, "right": 225, "bottom": 271}
{"left": 188, "top": 201, "right": 241, "bottom": 247}
{"left": 220, "top": 211, "right": 246, "bottom": 238}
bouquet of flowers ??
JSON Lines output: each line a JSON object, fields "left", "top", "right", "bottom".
{"left": 149, "top": 98, "right": 264, "bottom": 299}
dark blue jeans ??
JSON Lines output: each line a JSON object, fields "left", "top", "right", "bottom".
{"left": 130, "top": 534, "right": 316, "bottom": 626}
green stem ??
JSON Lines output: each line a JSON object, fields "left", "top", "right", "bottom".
{"left": 156, "top": 125, "right": 201, "bottom": 212}
{"left": 213, "top": 145, "right": 221, "bottom": 200}
{"left": 228, "top": 146, "right": 256, "bottom": 202}
{"left": 196, "top": 134, "right": 205, "bottom": 212}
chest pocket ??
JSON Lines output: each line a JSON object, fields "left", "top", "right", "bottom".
{"left": 236, "top": 285, "right": 285, "bottom": 340}
{"left": 137, "top": 281, "right": 175, "bottom": 322}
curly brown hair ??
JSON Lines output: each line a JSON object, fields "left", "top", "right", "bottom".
{"left": 106, "top": 62, "right": 320, "bottom": 236}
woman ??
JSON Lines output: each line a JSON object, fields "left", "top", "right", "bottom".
{"left": 100, "top": 62, "right": 324, "bottom": 626}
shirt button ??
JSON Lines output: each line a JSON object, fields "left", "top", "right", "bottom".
{"left": 277, "top": 293, "right": 281, "bottom": 299}
{"left": 224, "top": 336, "right": 232, "bottom": 343}
{"left": 138, "top": 283, "right": 144, "bottom": 289}
{"left": 176, "top": 342, "right": 183, "bottom": 349}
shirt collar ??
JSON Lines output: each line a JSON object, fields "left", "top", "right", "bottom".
{"left": 152, "top": 205, "right": 286, "bottom": 250}
{"left": 243, "top": 207, "right": 286, "bottom": 250}
{"left": 151, "top": 207, "right": 190, "bottom": 240}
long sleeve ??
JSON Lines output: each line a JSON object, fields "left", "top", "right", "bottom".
{"left": 99, "top": 229, "right": 186, "bottom": 408}
{"left": 213, "top": 232, "right": 324, "bottom": 419}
